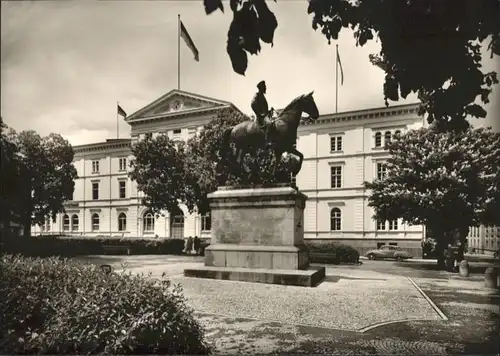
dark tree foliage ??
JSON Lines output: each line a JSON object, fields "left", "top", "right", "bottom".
{"left": 184, "top": 108, "right": 291, "bottom": 213}
{"left": 203, "top": 0, "right": 500, "bottom": 131}
{"left": 129, "top": 108, "right": 293, "bottom": 216}
{"left": 129, "top": 134, "right": 188, "bottom": 216}
{"left": 365, "top": 127, "right": 500, "bottom": 264}
{"left": 0, "top": 120, "right": 78, "bottom": 236}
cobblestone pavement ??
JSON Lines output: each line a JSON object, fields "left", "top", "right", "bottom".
{"left": 76, "top": 255, "right": 500, "bottom": 355}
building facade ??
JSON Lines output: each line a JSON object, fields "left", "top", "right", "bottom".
{"left": 31, "top": 89, "right": 434, "bottom": 256}
{"left": 295, "top": 103, "right": 426, "bottom": 255}
{"left": 467, "top": 225, "right": 500, "bottom": 255}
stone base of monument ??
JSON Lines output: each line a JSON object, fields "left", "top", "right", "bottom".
{"left": 184, "top": 265, "right": 325, "bottom": 287}
{"left": 183, "top": 184, "right": 325, "bottom": 287}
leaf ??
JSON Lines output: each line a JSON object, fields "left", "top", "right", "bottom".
{"left": 226, "top": 40, "right": 248, "bottom": 75}
{"left": 253, "top": 0, "right": 278, "bottom": 45}
{"left": 384, "top": 75, "right": 399, "bottom": 102}
{"left": 203, "top": 0, "right": 224, "bottom": 14}
{"left": 465, "top": 104, "right": 487, "bottom": 118}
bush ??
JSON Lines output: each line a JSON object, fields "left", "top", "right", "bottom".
{"left": 306, "top": 242, "right": 360, "bottom": 264}
{"left": 1, "top": 235, "right": 185, "bottom": 257}
{"left": 0, "top": 254, "right": 211, "bottom": 354}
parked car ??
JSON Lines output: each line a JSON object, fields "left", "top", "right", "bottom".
{"left": 365, "top": 245, "right": 413, "bottom": 261}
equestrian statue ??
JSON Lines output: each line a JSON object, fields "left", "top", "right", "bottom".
{"left": 219, "top": 81, "right": 320, "bottom": 182}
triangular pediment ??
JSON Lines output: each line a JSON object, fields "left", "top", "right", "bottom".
{"left": 125, "top": 89, "right": 233, "bottom": 122}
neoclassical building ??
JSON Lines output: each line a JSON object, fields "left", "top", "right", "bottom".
{"left": 32, "top": 89, "right": 433, "bottom": 255}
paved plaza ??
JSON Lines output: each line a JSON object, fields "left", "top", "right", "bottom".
{"left": 75, "top": 255, "right": 500, "bottom": 354}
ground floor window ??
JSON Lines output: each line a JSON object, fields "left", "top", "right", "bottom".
{"left": 118, "top": 212, "right": 127, "bottom": 231}
{"left": 71, "top": 214, "right": 79, "bottom": 231}
{"left": 91, "top": 213, "right": 99, "bottom": 232}
{"left": 201, "top": 212, "right": 211, "bottom": 231}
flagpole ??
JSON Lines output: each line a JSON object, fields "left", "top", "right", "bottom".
{"left": 335, "top": 44, "right": 339, "bottom": 114}
{"left": 177, "top": 14, "right": 180, "bottom": 90}
{"left": 116, "top": 101, "right": 119, "bottom": 139}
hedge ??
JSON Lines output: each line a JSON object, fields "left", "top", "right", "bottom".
{"left": 0, "top": 254, "right": 212, "bottom": 354}
{"left": 305, "top": 242, "right": 360, "bottom": 264}
{"left": 1, "top": 235, "right": 185, "bottom": 258}
{"left": 195, "top": 241, "right": 360, "bottom": 264}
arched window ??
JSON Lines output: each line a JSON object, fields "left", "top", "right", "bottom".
{"left": 91, "top": 213, "right": 100, "bottom": 232}
{"left": 118, "top": 212, "right": 127, "bottom": 232}
{"left": 71, "top": 214, "right": 79, "bottom": 232}
{"left": 330, "top": 208, "right": 341, "bottom": 231}
{"left": 63, "top": 214, "right": 70, "bottom": 231}
{"left": 143, "top": 211, "right": 155, "bottom": 232}
{"left": 374, "top": 132, "right": 382, "bottom": 147}
{"left": 170, "top": 207, "right": 184, "bottom": 238}
{"left": 384, "top": 131, "right": 392, "bottom": 146}
{"left": 201, "top": 212, "right": 211, "bottom": 232}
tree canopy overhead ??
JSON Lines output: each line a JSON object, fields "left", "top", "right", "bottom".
{"left": 203, "top": 0, "right": 499, "bottom": 131}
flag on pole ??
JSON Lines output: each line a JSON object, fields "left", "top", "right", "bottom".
{"left": 117, "top": 104, "right": 127, "bottom": 118}
{"left": 336, "top": 46, "right": 344, "bottom": 86}
{"left": 180, "top": 20, "right": 199, "bottom": 62}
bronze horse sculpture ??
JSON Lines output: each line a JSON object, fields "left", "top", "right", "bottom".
{"left": 220, "top": 91, "right": 319, "bottom": 180}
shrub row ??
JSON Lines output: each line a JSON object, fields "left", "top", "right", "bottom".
{"left": 1, "top": 235, "right": 185, "bottom": 258}
{"left": 0, "top": 254, "right": 211, "bottom": 354}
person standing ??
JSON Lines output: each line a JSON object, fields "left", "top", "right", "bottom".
{"left": 185, "top": 236, "right": 193, "bottom": 255}
{"left": 193, "top": 236, "right": 200, "bottom": 255}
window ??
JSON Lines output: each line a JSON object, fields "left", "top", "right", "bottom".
{"left": 91, "top": 213, "right": 100, "bottom": 232}
{"left": 376, "top": 162, "right": 387, "bottom": 180}
{"left": 201, "top": 212, "right": 212, "bottom": 231}
{"left": 119, "top": 181, "right": 126, "bottom": 199}
{"left": 330, "top": 208, "right": 342, "bottom": 231}
{"left": 377, "top": 242, "right": 386, "bottom": 249}
{"left": 71, "top": 214, "right": 79, "bottom": 232}
{"left": 330, "top": 135, "right": 342, "bottom": 152}
{"left": 173, "top": 128, "right": 182, "bottom": 134}
{"left": 376, "top": 220, "right": 386, "bottom": 230}
{"left": 92, "top": 160, "right": 100, "bottom": 173}
{"left": 384, "top": 131, "right": 392, "bottom": 146}
{"left": 170, "top": 209, "right": 185, "bottom": 238}
{"left": 375, "top": 132, "right": 382, "bottom": 147}
{"left": 395, "top": 130, "right": 401, "bottom": 136}
{"left": 388, "top": 220, "right": 398, "bottom": 230}
{"left": 119, "top": 158, "right": 127, "bottom": 171}
{"left": 143, "top": 211, "right": 155, "bottom": 232}
{"left": 118, "top": 212, "right": 127, "bottom": 231}
{"left": 45, "top": 218, "right": 51, "bottom": 232}
{"left": 63, "top": 214, "right": 70, "bottom": 231}
{"left": 389, "top": 242, "right": 398, "bottom": 246}
{"left": 330, "top": 166, "right": 342, "bottom": 188}
{"left": 92, "top": 182, "right": 99, "bottom": 200}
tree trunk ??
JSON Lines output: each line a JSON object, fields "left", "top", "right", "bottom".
{"left": 455, "top": 226, "right": 469, "bottom": 262}
{"left": 22, "top": 212, "right": 31, "bottom": 238}
{"left": 434, "top": 228, "right": 452, "bottom": 270}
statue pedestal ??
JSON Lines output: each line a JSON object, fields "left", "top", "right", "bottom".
{"left": 184, "top": 185, "right": 325, "bottom": 287}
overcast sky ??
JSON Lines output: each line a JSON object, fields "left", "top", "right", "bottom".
{"left": 1, "top": 0, "right": 499, "bottom": 145}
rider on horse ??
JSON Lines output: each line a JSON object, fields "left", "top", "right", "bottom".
{"left": 251, "top": 80, "right": 274, "bottom": 144}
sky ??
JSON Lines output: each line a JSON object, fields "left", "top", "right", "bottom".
{"left": 1, "top": 0, "right": 499, "bottom": 146}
